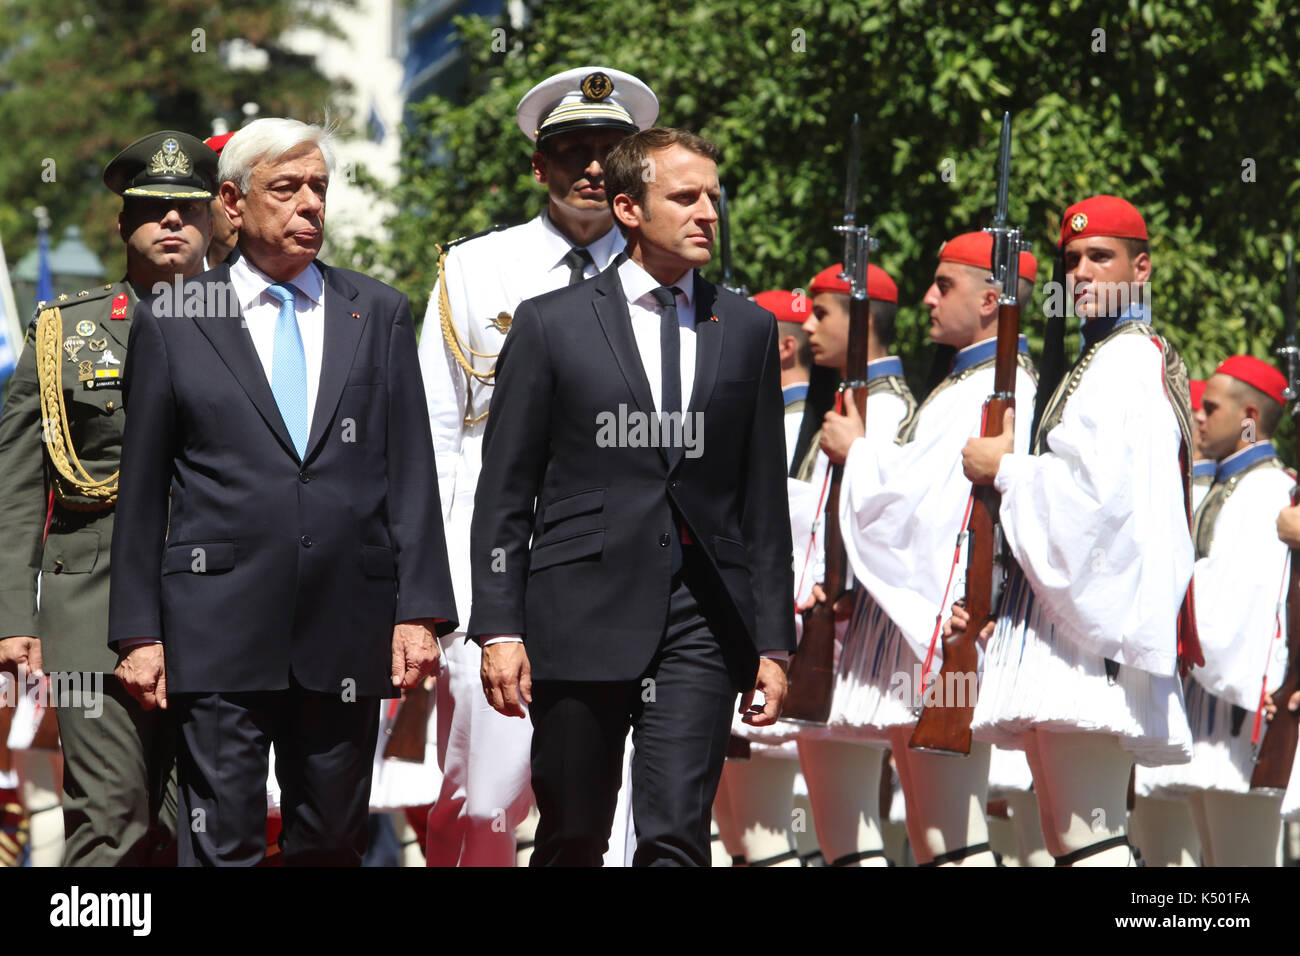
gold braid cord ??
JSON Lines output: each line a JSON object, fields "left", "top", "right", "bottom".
{"left": 436, "top": 244, "right": 501, "bottom": 427}
{"left": 35, "top": 307, "right": 118, "bottom": 504}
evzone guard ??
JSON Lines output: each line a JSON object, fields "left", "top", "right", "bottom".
{"left": 958, "top": 195, "right": 1202, "bottom": 867}
{"left": 1133, "top": 357, "right": 1293, "bottom": 865}
{"left": 812, "top": 230, "right": 1041, "bottom": 866}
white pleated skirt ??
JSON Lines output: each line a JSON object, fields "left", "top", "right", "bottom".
{"left": 972, "top": 569, "right": 1193, "bottom": 767}
{"left": 794, "top": 590, "right": 922, "bottom": 744}
{"left": 1137, "top": 679, "right": 1271, "bottom": 797}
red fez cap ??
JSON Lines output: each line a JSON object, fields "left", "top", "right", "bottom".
{"left": 204, "top": 132, "right": 235, "bottom": 155}
{"left": 1213, "top": 356, "right": 1287, "bottom": 406}
{"left": 808, "top": 263, "right": 898, "bottom": 304}
{"left": 1189, "top": 379, "right": 1206, "bottom": 411}
{"left": 938, "top": 231, "right": 1038, "bottom": 283}
{"left": 752, "top": 289, "right": 812, "bottom": 324}
{"left": 1059, "top": 195, "right": 1148, "bottom": 247}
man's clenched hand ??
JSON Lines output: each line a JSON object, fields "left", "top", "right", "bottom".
{"left": 115, "top": 644, "right": 167, "bottom": 710}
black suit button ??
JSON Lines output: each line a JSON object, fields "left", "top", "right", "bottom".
{"left": 659, "top": 533, "right": 670, "bottom": 547}
{"left": 299, "top": 471, "right": 312, "bottom": 484}
{"left": 300, "top": 535, "right": 313, "bottom": 547}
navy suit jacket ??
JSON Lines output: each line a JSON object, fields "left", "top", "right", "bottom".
{"left": 108, "top": 258, "right": 457, "bottom": 697}
{"left": 468, "top": 263, "right": 796, "bottom": 682}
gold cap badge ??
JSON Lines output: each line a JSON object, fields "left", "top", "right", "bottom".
{"left": 581, "top": 72, "right": 613, "bottom": 101}
{"left": 146, "top": 137, "right": 194, "bottom": 179}
{"left": 1070, "top": 213, "right": 1088, "bottom": 233}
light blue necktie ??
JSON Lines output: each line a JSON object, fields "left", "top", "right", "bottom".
{"left": 267, "top": 283, "right": 308, "bottom": 458}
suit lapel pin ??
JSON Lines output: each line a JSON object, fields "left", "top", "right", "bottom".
{"left": 351, "top": 312, "right": 361, "bottom": 319}
{"left": 710, "top": 315, "right": 719, "bottom": 322}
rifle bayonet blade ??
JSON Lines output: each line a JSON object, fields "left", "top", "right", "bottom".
{"left": 845, "top": 113, "right": 860, "bottom": 222}
{"left": 993, "top": 111, "right": 1011, "bottom": 228}
{"left": 1281, "top": 241, "right": 1299, "bottom": 402}
{"left": 1286, "top": 243, "right": 1296, "bottom": 343}
{"left": 838, "top": 114, "right": 861, "bottom": 282}
{"left": 719, "top": 184, "right": 735, "bottom": 290}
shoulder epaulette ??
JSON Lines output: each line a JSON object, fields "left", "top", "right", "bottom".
{"left": 442, "top": 223, "right": 510, "bottom": 252}
{"left": 67, "top": 284, "right": 118, "bottom": 306}
{"left": 28, "top": 282, "right": 121, "bottom": 334}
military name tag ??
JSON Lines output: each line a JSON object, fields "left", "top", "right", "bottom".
{"left": 85, "top": 366, "right": 122, "bottom": 390}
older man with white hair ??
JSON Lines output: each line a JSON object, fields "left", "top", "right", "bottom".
{"left": 108, "top": 117, "right": 457, "bottom": 866}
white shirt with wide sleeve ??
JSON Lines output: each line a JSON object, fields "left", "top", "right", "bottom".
{"left": 838, "top": 356, "right": 1036, "bottom": 661}
{"left": 791, "top": 368, "right": 912, "bottom": 609}
{"left": 1192, "top": 458, "right": 1294, "bottom": 709}
{"left": 992, "top": 334, "right": 1192, "bottom": 676}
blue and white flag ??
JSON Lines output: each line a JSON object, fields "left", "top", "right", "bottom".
{"left": 0, "top": 231, "right": 24, "bottom": 387}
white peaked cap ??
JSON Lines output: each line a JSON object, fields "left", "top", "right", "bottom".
{"left": 516, "top": 66, "right": 659, "bottom": 144}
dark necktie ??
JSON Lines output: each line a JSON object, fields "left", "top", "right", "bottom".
{"left": 651, "top": 284, "right": 686, "bottom": 482}
{"left": 651, "top": 285, "right": 685, "bottom": 573}
{"left": 562, "top": 247, "right": 593, "bottom": 286}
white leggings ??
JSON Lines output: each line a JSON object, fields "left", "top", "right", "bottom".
{"left": 1187, "top": 791, "right": 1281, "bottom": 866}
{"left": 797, "top": 738, "right": 888, "bottom": 866}
{"left": 889, "top": 727, "right": 996, "bottom": 866}
{"left": 1024, "top": 730, "right": 1135, "bottom": 866}
{"left": 715, "top": 756, "right": 800, "bottom": 866}
{"left": 1129, "top": 795, "right": 1199, "bottom": 866}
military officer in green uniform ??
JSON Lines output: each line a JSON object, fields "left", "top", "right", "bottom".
{"left": 0, "top": 130, "right": 216, "bottom": 865}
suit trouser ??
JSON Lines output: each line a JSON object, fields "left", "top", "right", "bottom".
{"left": 428, "top": 634, "right": 638, "bottom": 866}
{"left": 57, "top": 674, "right": 177, "bottom": 866}
{"left": 173, "top": 682, "right": 379, "bottom": 866}
{"left": 528, "top": 553, "right": 746, "bottom": 867}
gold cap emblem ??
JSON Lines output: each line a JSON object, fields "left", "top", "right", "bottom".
{"left": 581, "top": 72, "right": 613, "bottom": 101}
{"left": 146, "top": 137, "right": 194, "bottom": 178}
{"left": 1070, "top": 212, "right": 1088, "bottom": 233}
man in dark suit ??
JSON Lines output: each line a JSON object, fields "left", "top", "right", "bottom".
{"left": 108, "top": 117, "right": 457, "bottom": 866}
{"left": 471, "top": 127, "right": 796, "bottom": 866}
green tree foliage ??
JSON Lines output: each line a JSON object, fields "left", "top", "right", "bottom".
{"left": 359, "top": 0, "right": 1300, "bottom": 418}
{"left": 0, "top": 0, "right": 351, "bottom": 280}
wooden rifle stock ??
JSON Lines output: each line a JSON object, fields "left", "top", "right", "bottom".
{"left": 910, "top": 299, "right": 1020, "bottom": 754}
{"left": 784, "top": 292, "right": 871, "bottom": 724}
{"left": 383, "top": 679, "right": 435, "bottom": 762}
{"left": 783, "top": 460, "right": 846, "bottom": 724}
{"left": 1250, "top": 491, "right": 1300, "bottom": 789}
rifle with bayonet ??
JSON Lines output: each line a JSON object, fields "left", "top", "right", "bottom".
{"left": 911, "top": 112, "right": 1024, "bottom": 754}
{"left": 717, "top": 185, "right": 748, "bottom": 296}
{"left": 1252, "top": 241, "right": 1300, "bottom": 790}
{"left": 784, "top": 115, "right": 876, "bottom": 724}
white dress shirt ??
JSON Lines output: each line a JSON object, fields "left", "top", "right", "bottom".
{"left": 229, "top": 256, "right": 326, "bottom": 435}
{"left": 617, "top": 257, "right": 697, "bottom": 411}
